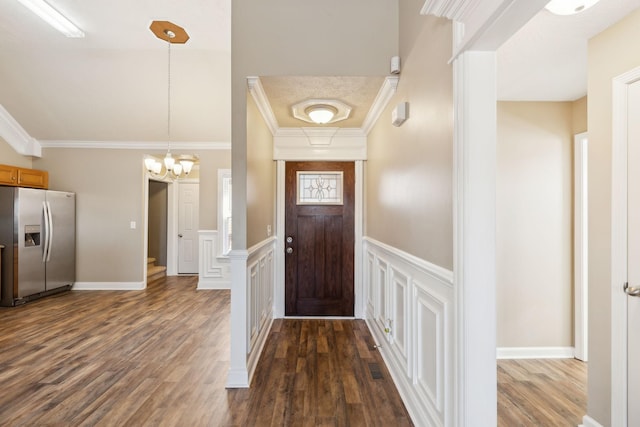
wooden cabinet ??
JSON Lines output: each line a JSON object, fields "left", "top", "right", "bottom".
{"left": 0, "top": 164, "right": 48, "bottom": 189}
{"left": 0, "top": 164, "right": 17, "bottom": 185}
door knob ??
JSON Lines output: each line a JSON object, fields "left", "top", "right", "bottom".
{"left": 178, "top": 234, "right": 183, "bottom": 238}
{"left": 624, "top": 282, "right": 640, "bottom": 297}
{"left": 286, "top": 236, "right": 293, "bottom": 243}
{"left": 286, "top": 247, "right": 293, "bottom": 254}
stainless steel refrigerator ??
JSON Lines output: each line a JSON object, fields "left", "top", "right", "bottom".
{"left": 0, "top": 187, "right": 75, "bottom": 306}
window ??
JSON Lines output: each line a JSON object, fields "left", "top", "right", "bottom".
{"left": 218, "top": 169, "right": 232, "bottom": 255}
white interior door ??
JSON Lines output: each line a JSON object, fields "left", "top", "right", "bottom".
{"left": 627, "top": 79, "right": 640, "bottom": 425}
{"left": 178, "top": 183, "right": 199, "bottom": 274}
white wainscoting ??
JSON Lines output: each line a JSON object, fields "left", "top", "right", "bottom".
{"left": 363, "top": 237, "right": 454, "bottom": 427}
{"left": 198, "top": 230, "right": 231, "bottom": 289}
{"left": 246, "top": 237, "right": 276, "bottom": 382}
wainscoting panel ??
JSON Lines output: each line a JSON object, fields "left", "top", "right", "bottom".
{"left": 364, "top": 237, "right": 454, "bottom": 427}
{"left": 245, "top": 237, "right": 276, "bottom": 381}
{"left": 198, "top": 230, "right": 231, "bottom": 289}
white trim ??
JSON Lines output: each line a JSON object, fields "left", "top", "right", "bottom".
{"left": 361, "top": 76, "right": 399, "bottom": 135}
{"left": 611, "top": 66, "right": 640, "bottom": 427}
{"left": 364, "top": 237, "right": 454, "bottom": 284}
{"left": 453, "top": 51, "right": 497, "bottom": 427}
{"left": 420, "top": 0, "right": 481, "bottom": 21}
{"left": 354, "top": 161, "right": 364, "bottom": 318}
{"left": 273, "top": 128, "right": 367, "bottom": 161}
{"left": 227, "top": 249, "right": 250, "bottom": 388}
{"left": 581, "top": 415, "right": 605, "bottom": 427}
{"left": 274, "top": 161, "right": 286, "bottom": 318}
{"left": 449, "top": 0, "right": 548, "bottom": 58}
{"left": 72, "top": 282, "right": 145, "bottom": 290}
{"left": 0, "top": 104, "right": 41, "bottom": 157}
{"left": 574, "top": 132, "right": 589, "bottom": 362}
{"left": 38, "top": 140, "right": 231, "bottom": 150}
{"left": 496, "top": 347, "right": 575, "bottom": 359}
{"left": 247, "top": 76, "right": 278, "bottom": 135}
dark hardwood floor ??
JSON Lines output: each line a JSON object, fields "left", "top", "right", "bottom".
{"left": 0, "top": 276, "right": 411, "bottom": 426}
{"left": 0, "top": 276, "right": 587, "bottom": 426}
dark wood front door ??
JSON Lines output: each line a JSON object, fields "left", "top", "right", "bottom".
{"left": 285, "top": 161, "right": 354, "bottom": 316}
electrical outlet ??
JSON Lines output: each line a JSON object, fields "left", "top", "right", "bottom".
{"left": 267, "top": 224, "right": 272, "bottom": 236}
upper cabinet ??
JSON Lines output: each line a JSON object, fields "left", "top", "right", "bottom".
{"left": 0, "top": 164, "right": 48, "bottom": 189}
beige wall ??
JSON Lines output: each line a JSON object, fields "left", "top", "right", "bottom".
{"left": 231, "top": 0, "right": 398, "bottom": 249}
{"left": 496, "top": 101, "right": 574, "bottom": 348}
{"left": 0, "top": 138, "right": 32, "bottom": 168}
{"left": 32, "top": 147, "right": 230, "bottom": 283}
{"left": 587, "top": 8, "right": 640, "bottom": 424}
{"left": 572, "top": 96, "right": 587, "bottom": 135}
{"left": 246, "top": 93, "right": 275, "bottom": 247}
{"left": 365, "top": 4, "right": 453, "bottom": 268}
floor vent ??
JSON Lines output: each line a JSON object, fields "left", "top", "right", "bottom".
{"left": 368, "top": 363, "right": 383, "bottom": 380}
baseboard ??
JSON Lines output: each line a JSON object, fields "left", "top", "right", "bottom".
{"left": 497, "top": 346, "right": 575, "bottom": 359}
{"left": 225, "top": 368, "right": 250, "bottom": 388}
{"left": 197, "top": 280, "right": 231, "bottom": 290}
{"left": 581, "top": 415, "right": 604, "bottom": 427}
{"left": 72, "top": 282, "right": 145, "bottom": 290}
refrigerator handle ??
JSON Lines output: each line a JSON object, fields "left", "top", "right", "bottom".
{"left": 42, "top": 201, "right": 50, "bottom": 263}
{"left": 46, "top": 201, "right": 53, "bottom": 262}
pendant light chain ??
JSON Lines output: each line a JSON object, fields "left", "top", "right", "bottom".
{"left": 167, "top": 38, "right": 172, "bottom": 150}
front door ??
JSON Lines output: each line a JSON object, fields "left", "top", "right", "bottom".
{"left": 285, "top": 161, "right": 354, "bottom": 316}
{"left": 627, "top": 79, "right": 640, "bottom": 425}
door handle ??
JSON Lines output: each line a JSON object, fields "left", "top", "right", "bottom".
{"left": 286, "top": 247, "right": 293, "bottom": 254}
{"left": 624, "top": 282, "right": 640, "bottom": 297}
{"left": 178, "top": 234, "right": 183, "bottom": 238}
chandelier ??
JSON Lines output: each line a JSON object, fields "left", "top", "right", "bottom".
{"left": 145, "top": 20, "right": 198, "bottom": 180}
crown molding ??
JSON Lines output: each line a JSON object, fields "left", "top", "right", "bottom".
{"left": 421, "top": 0, "right": 480, "bottom": 21}
{"left": 38, "top": 140, "right": 231, "bottom": 150}
{"left": 247, "top": 76, "right": 279, "bottom": 135}
{"left": 0, "top": 104, "right": 42, "bottom": 157}
{"left": 361, "top": 76, "right": 399, "bottom": 135}
{"left": 273, "top": 127, "right": 366, "bottom": 161}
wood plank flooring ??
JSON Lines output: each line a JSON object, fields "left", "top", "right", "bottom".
{"left": 0, "top": 276, "right": 411, "bottom": 426}
{"left": 0, "top": 275, "right": 587, "bottom": 426}
{"left": 497, "top": 358, "right": 587, "bottom": 426}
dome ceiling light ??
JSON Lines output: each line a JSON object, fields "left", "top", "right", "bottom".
{"left": 305, "top": 105, "right": 338, "bottom": 124}
{"left": 292, "top": 99, "right": 351, "bottom": 125}
{"left": 544, "top": 0, "right": 601, "bottom": 15}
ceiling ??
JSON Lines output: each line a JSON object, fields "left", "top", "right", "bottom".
{"left": 497, "top": 0, "right": 640, "bottom": 101}
{"left": 0, "top": 0, "right": 639, "bottom": 145}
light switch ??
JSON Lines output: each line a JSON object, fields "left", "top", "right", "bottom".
{"left": 130, "top": 221, "right": 136, "bottom": 229}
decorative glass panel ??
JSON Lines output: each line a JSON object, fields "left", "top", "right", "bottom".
{"left": 297, "top": 171, "right": 343, "bottom": 205}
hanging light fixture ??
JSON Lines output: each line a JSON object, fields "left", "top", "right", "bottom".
{"left": 145, "top": 20, "right": 198, "bottom": 180}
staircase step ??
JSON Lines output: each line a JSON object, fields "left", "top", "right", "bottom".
{"left": 147, "top": 265, "right": 166, "bottom": 282}
{"left": 147, "top": 257, "right": 156, "bottom": 266}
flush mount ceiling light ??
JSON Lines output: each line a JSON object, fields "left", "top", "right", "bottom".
{"left": 16, "top": 0, "right": 84, "bottom": 37}
{"left": 145, "top": 20, "right": 198, "bottom": 181}
{"left": 544, "top": 0, "right": 601, "bottom": 15}
{"left": 306, "top": 105, "right": 338, "bottom": 124}
{"left": 292, "top": 99, "right": 351, "bottom": 125}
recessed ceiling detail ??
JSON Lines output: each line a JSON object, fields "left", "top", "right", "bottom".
{"left": 292, "top": 98, "right": 351, "bottom": 125}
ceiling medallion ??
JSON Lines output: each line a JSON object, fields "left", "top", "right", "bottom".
{"left": 292, "top": 99, "right": 351, "bottom": 125}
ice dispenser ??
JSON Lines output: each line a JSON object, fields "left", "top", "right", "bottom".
{"left": 24, "top": 225, "right": 40, "bottom": 247}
